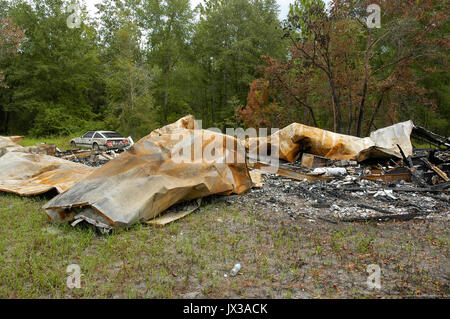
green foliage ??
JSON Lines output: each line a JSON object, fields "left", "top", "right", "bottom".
{"left": 240, "top": 0, "right": 449, "bottom": 136}
{"left": 0, "top": 0, "right": 447, "bottom": 139}
{"left": 29, "top": 103, "right": 76, "bottom": 136}
{"left": 192, "top": 0, "right": 287, "bottom": 127}
{"left": 1, "top": 0, "right": 105, "bottom": 135}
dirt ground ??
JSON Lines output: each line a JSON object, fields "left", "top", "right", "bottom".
{"left": 0, "top": 187, "right": 448, "bottom": 298}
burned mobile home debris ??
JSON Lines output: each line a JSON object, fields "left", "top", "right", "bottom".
{"left": 0, "top": 136, "right": 94, "bottom": 196}
{"left": 0, "top": 115, "right": 448, "bottom": 230}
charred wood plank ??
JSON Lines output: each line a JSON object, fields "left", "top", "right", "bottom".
{"left": 341, "top": 186, "right": 445, "bottom": 193}
{"left": 357, "top": 203, "right": 395, "bottom": 214}
{"left": 421, "top": 158, "right": 449, "bottom": 182}
{"left": 341, "top": 210, "right": 430, "bottom": 222}
{"left": 412, "top": 126, "right": 450, "bottom": 149}
{"left": 397, "top": 144, "right": 427, "bottom": 187}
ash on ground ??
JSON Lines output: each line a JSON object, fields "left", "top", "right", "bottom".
{"left": 227, "top": 172, "right": 449, "bottom": 224}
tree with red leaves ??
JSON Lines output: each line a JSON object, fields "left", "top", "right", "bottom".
{"left": 239, "top": 0, "right": 448, "bottom": 136}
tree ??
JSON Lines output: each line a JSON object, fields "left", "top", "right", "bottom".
{"left": 193, "top": 0, "right": 286, "bottom": 128}
{"left": 0, "top": 0, "right": 105, "bottom": 135}
{"left": 138, "top": 0, "right": 194, "bottom": 125}
{"left": 103, "top": 21, "right": 157, "bottom": 138}
{"left": 241, "top": 0, "right": 449, "bottom": 136}
{"left": 0, "top": 16, "right": 25, "bottom": 88}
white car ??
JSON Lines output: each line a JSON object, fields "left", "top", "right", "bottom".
{"left": 70, "top": 131, "right": 131, "bottom": 151}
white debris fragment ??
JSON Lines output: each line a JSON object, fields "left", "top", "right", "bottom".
{"left": 313, "top": 167, "right": 347, "bottom": 176}
{"left": 332, "top": 204, "right": 341, "bottom": 211}
{"left": 373, "top": 189, "right": 398, "bottom": 200}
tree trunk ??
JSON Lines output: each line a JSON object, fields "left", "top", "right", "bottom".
{"left": 356, "top": 34, "right": 371, "bottom": 137}
{"left": 0, "top": 109, "right": 5, "bottom": 134}
{"left": 211, "top": 95, "right": 215, "bottom": 124}
{"left": 344, "top": 55, "right": 353, "bottom": 135}
{"left": 0, "top": 110, "right": 9, "bottom": 135}
{"left": 163, "top": 56, "right": 170, "bottom": 124}
{"left": 4, "top": 111, "right": 8, "bottom": 135}
{"left": 365, "top": 90, "right": 386, "bottom": 136}
{"left": 223, "top": 69, "right": 227, "bottom": 113}
{"left": 328, "top": 76, "right": 341, "bottom": 132}
{"left": 274, "top": 74, "right": 318, "bottom": 127}
{"left": 331, "top": 94, "right": 337, "bottom": 132}
{"left": 356, "top": 79, "right": 367, "bottom": 137}
{"left": 129, "top": 71, "right": 135, "bottom": 137}
{"left": 347, "top": 96, "right": 353, "bottom": 135}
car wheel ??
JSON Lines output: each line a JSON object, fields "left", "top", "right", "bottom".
{"left": 70, "top": 141, "right": 77, "bottom": 148}
{"left": 92, "top": 143, "right": 99, "bottom": 151}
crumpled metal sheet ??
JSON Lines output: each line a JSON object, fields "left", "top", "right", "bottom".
{"left": 246, "top": 120, "right": 414, "bottom": 162}
{"left": 356, "top": 120, "right": 414, "bottom": 161}
{"left": 149, "top": 114, "right": 195, "bottom": 137}
{"left": 0, "top": 137, "right": 94, "bottom": 196}
{"left": 43, "top": 127, "right": 252, "bottom": 229}
{"left": 0, "top": 136, "right": 23, "bottom": 149}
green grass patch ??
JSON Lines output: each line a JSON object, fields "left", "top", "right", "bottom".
{"left": 19, "top": 136, "right": 74, "bottom": 151}
{"left": 0, "top": 192, "right": 448, "bottom": 298}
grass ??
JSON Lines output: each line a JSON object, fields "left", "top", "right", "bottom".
{"left": 3, "top": 135, "right": 448, "bottom": 298}
{"left": 0, "top": 192, "right": 448, "bottom": 299}
{"left": 19, "top": 136, "right": 74, "bottom": 151}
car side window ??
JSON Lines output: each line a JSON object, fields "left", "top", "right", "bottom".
{"left": 83, "top": 131, "right": 94, "bottom": 138}
{"left": 93, "top": 133, "right": 102, "bottom": 139}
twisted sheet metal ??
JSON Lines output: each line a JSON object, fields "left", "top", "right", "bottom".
{"left": 43, "top": 128, "right": 252, "bottom": 229}
{"left": 246, "top": 120, "right": 414, "bottom": 162}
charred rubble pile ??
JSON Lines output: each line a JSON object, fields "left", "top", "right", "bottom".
{"left": 238, "top": 121, "right": 449, "bottom": 223}
{"left": 55, "top": 148, "right": 125, "bottom": 167}
{"left": 243, "top": 147, "right": 449, "bottom": 224}
{"left": 0, "top": 116, "right": 448, "bottom": 230}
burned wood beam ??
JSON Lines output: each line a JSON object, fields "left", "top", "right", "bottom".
{"left": 247, "top": 157, "right": 331, "bottom": 182}
{"left": 317, "top": 216, "right": 339, "bottom": 224}
{"left": 430, "top": 181, "right": 450, "bottom": 191}
{"left": 397, "top": 144, "right": 427, "bottom": 187}
{"left": 397, "top": 144, "right": 413, "bottom": 168}
{"left": 360, "top": 172, "right": 411, "bottom": 183}
{"left": 341, "top": 210, "right": 430, "bottom": 222}
{"left": 341, "top": 186, "right": 446, "bottom": 193}
{"left": 389, "top": 186, "right": 446, "bottom": 193}
{"left": 421, "top": 158, "right": 449, "bottom": 182}
{"left": 412, "top": 126, "right": 450, "bottom": 149}
{"left": 357, "top": 203, "right": 395, "bottom": 214}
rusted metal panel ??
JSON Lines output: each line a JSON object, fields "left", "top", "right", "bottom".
{"left": 0, "top": 136, "right": 23, "bottom": 149}
{"left": 43, "top": 128, "right": 253, "bottom": 229}
{"left": 246, "top": 121, "right": 414, "bottom": 162}
{"left": 249, "top": 169, "right": 263, "bottom": 188}
{"left": 146, "top": 199, "right": 202, "bottom": 226}
{"left": 0, "top": 151, "right": 94, "bottom": 196}
{"left": 360, "top": 172, "right": 411, "bottom": 183}
{"left": 0, "top": 137, "right": 94, "bottom": 196}
{"left": 149, "top": 114, "right": 195, "bottom": 137}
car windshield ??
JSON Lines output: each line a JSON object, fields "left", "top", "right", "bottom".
{"left": 102, "top": 132, "right": 123, "bottom": 138}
